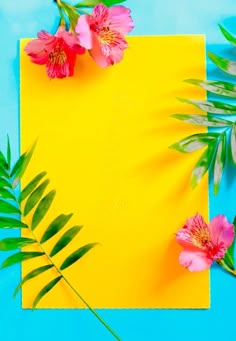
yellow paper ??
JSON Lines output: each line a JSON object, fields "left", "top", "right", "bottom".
{"left": 20, "top": 35, "right": 209, "bottom": 308}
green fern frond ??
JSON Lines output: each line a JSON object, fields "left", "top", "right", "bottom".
{"left": 0, "top": 139, "right": 121, "bottom": 341}
{"left": 170, "top": 25, "right": 236, "bottom": 195}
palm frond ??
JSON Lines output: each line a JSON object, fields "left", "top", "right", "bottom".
{"left": 171, "top": 25, "right": 236, "bottom": 194}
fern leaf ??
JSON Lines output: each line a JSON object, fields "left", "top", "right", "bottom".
{"left": 172, "top": 113, "right": 232, "bottom": 127}
{"left": 32, "top": 276, "right": 62, "bottom": 309}
{"left": 0, "top": 187, "right": 16, "bottom": 201}
{"left": 213, "top": 134, "right": 226, "bottom": 195}
{"left": 50, "top": 225, "right": 83, "bottom": 257}
{"left": 60, "top": 243, "right": 98, "bottom": 270}
{"left": 169, "top": 133, "right": 219, "bottom": 153}
{"left": 7, "top": 135, "right": 11, "bottom": 167}
{"left": 219, "top": 24, "right": 236, "bottom": 46}
{"left": 19, "top": 171, "right": 47, "bottom": 203}
{"left": 0, "top": 151, "right": 8, "bottom": 169}
{"left": 40, "top": 213, "right": 73, "bottom": 244}
{"left": 23, "top": 179, "right": 50, "bottom": 216}
{"left": 31, "top": 190, "right": 56, "bottom": 230}
{"left": 231, "top": 124, "right": 236, "bottom": 164}
{"left": 208, "top": 51, "right": 236, "bottom": 76}
{"left": 0, "top": 217, "right": 28, "bottom": 229}
{"left": 14, "top": 264, "right": 54, "bottom": 297}
{"left": 0, "top": 237, "right": 36, "bottom": 251}
{"left": 0, "top": 166, "right": 9, "bottom": 178}
{"left": 191, "top": 141, "right": 218, "bottom": 188}
{"left": 185, "top": 79, "right": 236, "bottom": 98}
{"left": 1, "top": 251, "right": 44, "bottom": 268}
{"left": 0, "top": 200, "right": 21, "bottom": 215}
{"left": 0, "top": 177, "right": 11, "bottom": 188}
{"left": 178, "top": 97, "right": 236, "bottom": 115}
{"left": 10, "top": 141, "right": 37, "bottom": 187}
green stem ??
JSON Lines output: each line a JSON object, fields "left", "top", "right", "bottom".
{"left": 54, "top": 0, "right": 66, "bottom": 26}
{"left": 217, "top": 260, "right": 236, "bottom": 276}
{"left": 30, "top": 229, "right": 122, "bottom": 341}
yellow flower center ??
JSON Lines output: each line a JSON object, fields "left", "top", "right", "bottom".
{"left": 49, "top": 44, "right": 66, "bottom": 65}
{"left": 191, "top": 226, "right": 211, "bottom": 248}
{"left": 98, "top": 27, "right": 118, "bottom": 46}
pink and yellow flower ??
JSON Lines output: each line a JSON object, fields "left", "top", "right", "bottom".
{"left": 176, "top": 213, "right": 234, "bottom": 271}
{"left": 75, "top": 4, "right": 134, "bottom": 68}
{"left": 25, "top": 28, "right": 85, "bottom": 79}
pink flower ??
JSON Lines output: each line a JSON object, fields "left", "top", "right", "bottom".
{"left": 75, "top": 4, "right": 134, "bottom": 68}
{"left": 176, "top": 213, "right": 234, "bottom": 272}
{"left": 25, "top": 28, "right": 85, "bottom": 79}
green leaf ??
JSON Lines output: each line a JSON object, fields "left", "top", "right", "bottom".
{"left": 0, "top": 187, "right": 16, "bottom": 201}
{"left": 223, "top": 250, "right": 235, "bottom": 271}
{"left": 169, "top": 133, "right": 219, "bottom": 153}
{"left": 60, "top": 243, "right": 98, "bottom": 270}
{"left": 32, "top": 276, "right": 62, "bottom": 309}
{"left": 0, "top": 151, "right": 8, "bottom": 169}
{"left": 0, "top": 177, "right": 11, "bottom": 188}
{"left": 172, "top": 114, "right": 232, "bottom": 127}
{"left": 0, "top": 237, "right": 36, "bottom": 251}
{"left": 1, "top": 251, "right": 44, "bottom": 268}
{"left": 0, "top": 200, "right": 21, "bottom": 214}
{"left": 213, "top": 134, "right": 226, "bottom": 195}
{"left": 50, "top": 225, "right": 83, "bottom": 257}
{"left": 178, "top": 97, "right": 236, "bottom": 115}
{"left": 23, "top": 179, "right": 50, "bottom": 216}
{"left": 19, "top": 171, "right": 47, "bottom": 203}
{"left": 102, "top": 0, "right": 126, "bottom": 5}
{"left": 231, "top": 124, "right": 236, "bottom": 164}
{"left": 219, "top": 24, "right": 236, "bottom": 46}
{"left": 75, "top": 0, "right": 126, "bottom": 7}
{"left": 191, "top": 141, "right": 218, "bottom": 188}
{"left": 14, "top": 264, "right": 53, "bottom": 297}
{"left": 40, "top": 213, "right": 73, "bottom": 244}
{"left": 223, "top": 216, "right": 236, "bottom": 270}
{"left": 185, "top": 79, "right": 236, "bottom": 98}
{"left": 208, "top": 51, "right": 236, "bottom": 76}
{"left": 7, "top": 135, "right": 11, "bottom": 167}
{"left": 31, "top": 190, "right": 56, "bottom": 230}
{"left": 0, "top": 166, "right": 9, "bottom": 178}
{"left": 0, "top": 217, "right": 27, "bottom": 229}
{"left": 10, "top": 141, "right": 37, "bottom": 186}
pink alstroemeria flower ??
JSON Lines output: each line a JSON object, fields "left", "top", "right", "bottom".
{"left": 176, "top": 213, "right": 234, "bottom": 272}
{"left": 25, "top": 28, "right": 85, "bottom": 79}
{"left": 75, "top": 4, "right": 134, "bottom": 68}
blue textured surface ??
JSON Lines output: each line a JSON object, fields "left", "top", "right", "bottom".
{"left": 1, "top": 0, "right": 236, "bottom": 340}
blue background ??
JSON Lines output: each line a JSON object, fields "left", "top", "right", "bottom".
{"left": 1, "top": 0, "right": 236, "bottom": 340}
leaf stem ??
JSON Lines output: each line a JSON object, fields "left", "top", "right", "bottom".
{"left": 30, "top": 229, "right": 122, "bottom": 341}
{"left": 218, "top": 260, "right": 236, "bottom": 276}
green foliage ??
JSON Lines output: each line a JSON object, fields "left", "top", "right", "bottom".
{"left": 223, "top": 217, "right": 236, "bottom": 270}
{"left": 0, "top": 140, "right": 97, "bottom": 308}
{"left": 171, "top": 25, "right": 236, "bottom": 194}
{"left": 75, "top": 0, "right": 126, "bottom": 8}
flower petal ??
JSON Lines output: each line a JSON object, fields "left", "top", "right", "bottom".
{"left": 107, "top": 47, "right": 124, "bottom": 65}
{"left": 179, "top": 249, "right": 212, "bottom": 272}
{"left": 24, "top": 39, "right": 49, "bottom": 65}
{"left": 93, "top": 4, "right": 109, "bottom": 22}
{"left": 90, "top": 34, "right": 111, "bottom": 68}
{"left": 176, "top": 227, "right": 201, "bottom": 250}
{"left": 38, "top": 30, "right": 54, "bottom": 40}
{"left": 186, "top": 213, "right": 208, "bottom": 231}
{"left": 108, "top": 5, "right": 134, "bottom": 35}
{"left": 75, "top": 15, "right": 93, "bottom": 50}
{"left": 208, "top": 214, "right": 235, "bottom": 248}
